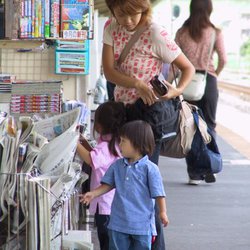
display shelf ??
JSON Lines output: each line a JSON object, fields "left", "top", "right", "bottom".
{"left": 3, "top": 0, "right": 94, "bottom": 41}
{"left": 0, "top": 39, "right": 44, "bottom": 49}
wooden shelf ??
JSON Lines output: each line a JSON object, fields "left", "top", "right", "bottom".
{"left": 0, "top": 40, "right": 44, "bottom": 49}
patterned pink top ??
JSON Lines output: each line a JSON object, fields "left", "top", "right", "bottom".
{"left": 175, "top": 26, "right": 227, "bottom": 77}
{"left": 103, "top": 19, "right": 181, "bottom": 104}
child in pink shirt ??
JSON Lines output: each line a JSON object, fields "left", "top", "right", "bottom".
{"left": 77, "top": 101, "right": 126, "bottom": 250}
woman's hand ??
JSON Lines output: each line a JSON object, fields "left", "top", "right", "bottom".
{"left": 154, "top": 80, "right": 182, "bottom": 100}
{"left": 135, "top": 80, "right": 158, "bottom": 105}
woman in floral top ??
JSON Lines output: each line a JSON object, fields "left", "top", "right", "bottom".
{"left": 101, "top": 0, "right": 195, "bottom": 249}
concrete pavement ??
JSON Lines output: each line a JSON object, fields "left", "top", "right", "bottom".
{"left": 160, "top": 136, "right": 250, "bottom": 250}
{"left": 89, "top": 92, "right": 250, "bottom": 249}
{"left": 90, "top": 135, "right": 250, "bottom": 250}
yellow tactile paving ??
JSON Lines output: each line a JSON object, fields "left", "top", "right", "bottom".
{"left": 217, "top": 123, "right": 250, "bottom": 160}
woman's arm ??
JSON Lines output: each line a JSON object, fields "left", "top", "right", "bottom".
{"left": 164, "top": 53, "right": 195, "bottom": 99}
{"left": 173, "top": 53, "right": 195, "bottom": 92}
{"left": 215, "top": 30, "right": 227, "bottom": 76}
{"left": 102, "top": 44, "right": 157, "bottom": 105}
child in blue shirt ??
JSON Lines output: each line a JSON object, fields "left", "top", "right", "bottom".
{"left": 79, "top": 120, "right": 169, "bottom": 250}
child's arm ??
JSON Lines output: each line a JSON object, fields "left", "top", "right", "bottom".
{"left": 156, "top": 196, "right": 169, "bottom": 227}
{"left": 79, "top": 184, "right": 113, "bottom": 205}
{"left": 77, "top": 140, "right": 92, "bottom": 165}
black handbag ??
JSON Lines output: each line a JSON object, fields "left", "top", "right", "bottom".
{"left": 186, "top": 111, "right": 223, "bottom": 177}
{"left": 125, "top": 98, "right": 179, "bottom": 142}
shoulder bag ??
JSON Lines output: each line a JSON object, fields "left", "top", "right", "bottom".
{"left": 186, "top": 111, "right": 223, "bottom": 176}
{"left": 182, "top": 30, "right": 216, "bottom": 101}
{"left": 160, "top": 66, "right": 211, "bottom": 158}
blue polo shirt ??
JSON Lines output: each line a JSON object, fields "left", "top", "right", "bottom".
{"left": 101, "top": 155, "right": 166, "bottom": 235}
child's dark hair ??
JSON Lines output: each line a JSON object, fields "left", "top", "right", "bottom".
{"left": 94, "top": 101, "right": 126, "bottom": 157}
{"left": 120, "top": 120, "right": 155, "bottom": 156}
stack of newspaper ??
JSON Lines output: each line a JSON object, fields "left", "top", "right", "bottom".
{"left": 0, "top": 106, "right": 90, "bottom": 249}
{"left": 10, "top": 80, "right": 62, "bottom": 116}
{"left": 0, "top": 74, "right": 15, "bottom": 114}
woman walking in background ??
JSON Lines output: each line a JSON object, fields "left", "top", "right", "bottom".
{"left": 175, "top": 0, "right": 227, "bottom": 138}
{"left": 175, "top": 0, "right": 227, "bottom": 184}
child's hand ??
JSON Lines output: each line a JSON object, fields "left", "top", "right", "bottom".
{"left": 159, "top": 212, "right": 169, "bottom": 227}
{"left": 78, "top": 134, "right": 85, "bottom": 143}
{"left": 79, "top": 192, "right": 94, "bottom": 205}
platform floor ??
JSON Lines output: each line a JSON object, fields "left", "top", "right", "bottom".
{"left": 90, "top": 94, "right": 250, "bottom": 249}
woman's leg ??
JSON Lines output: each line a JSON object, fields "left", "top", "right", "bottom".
{"left": 149, "top": 141, "right": 166, "bottom": 250}
{"left": 95, "top": 213, "right": 110, "bottom": 250}
{"left": 187, "top": 73, "right": 218, "bottom": 182}
{"left": 195, "top": 74, "right": 218, "bottom": 139}
{"left": 149, "top": 141, "right": 161, "bottom": 165}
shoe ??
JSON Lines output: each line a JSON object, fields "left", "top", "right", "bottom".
{"left": 204, "top": 173, "right": 216, "bottom": 183}
{"left": 188, "top": 178, "right": 201, "bottom": 185}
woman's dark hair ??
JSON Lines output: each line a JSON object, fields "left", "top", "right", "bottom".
{"left": 94, "top": 101, "right": 126, "bottom": 157}
{"left": 105, "top": 0, "right": 152, "bottom": 25}
{"left": 183, "top": 0, "right": 215, "bottom": 42}
{"left": 119, "top": 120, "right": 155, "bottom": 156}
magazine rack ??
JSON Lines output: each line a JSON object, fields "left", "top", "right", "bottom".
{"left": 0, "top": 171, "right": 91, "bottom": 250}
{"left": 0, "top": 108, "right": 93, "bottom": 250}
{"left": 55, "top": 40, "right": 90, "bottom": 75}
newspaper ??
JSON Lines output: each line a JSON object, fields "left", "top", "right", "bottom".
{"left": 0, "top": 106, "right": 90, "bottom": 249}
{"left": 0, "top": 117, "right": 22, "bottom": 222}
{"left": 32, "top": 107, "right": 81, "bottom": 141}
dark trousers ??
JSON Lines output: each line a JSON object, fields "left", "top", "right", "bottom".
{"left": 95, "top": 212, "right": 110, "bottom": 250}
{"left": 106, "top": 81, "right": 116, "bottom": 101}
{"left": 149, "top": 141, "right": 166, "bottom": 250}
{"left": 187, "top": 73, "right": 218, "bottom": 179}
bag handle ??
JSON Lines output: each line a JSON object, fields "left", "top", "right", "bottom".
{"left": 204, "top": 30, "right": 216, "bottom": 76}
{"left": 171, "top": 30, "right": 216, "bottom": 97}
{"left": 171, "top": 64, "right": 184, "bottom": 102}
{"left": 116, "top": 25, "right": 150, "bottom": 67}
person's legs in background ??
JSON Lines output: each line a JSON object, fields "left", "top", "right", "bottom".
{"left": 200, "top": 74, "right": 218, "bottom": 139}
{"left": 106, "top": 81, "right": 116, "bottom": 101}
{"left": 95, "top": 210, "right": 110, "bottom": 250}
{"left": 193, "top": 73, "right": 218, "bottom": 139}
{"left": 149, "top": 141, "right": 166, "bottom": 250}
{"left": 187, "top": 73, "right": 218, "bottom": 184}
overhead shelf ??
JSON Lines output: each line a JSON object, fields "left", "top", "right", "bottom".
{"left": 0, "top": 40, "right": 44, "bottom": 49}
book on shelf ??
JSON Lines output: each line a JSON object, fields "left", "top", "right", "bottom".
{"left": 56, "top": 40, "right": 89, "bottom": 51}
{"left": 50, "top": 0, "right": 60, "bottom": 38}
{"left": 61, "top": 0, "right": 90, "bottom": 39}
{"left": 55, "top": 50, "right": 89, "bottom": 75}
{"left": 44, "top": 0, "right": 50, "bottom": 37}
{"left": 4, "top": 0, "right": 93, "bottom": 39}
{"left": 10, "top": 80, "right": 62, "bottom": 116}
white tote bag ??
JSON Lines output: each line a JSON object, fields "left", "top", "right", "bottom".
{"left": 182, "top": 72, "right": 206, "bottom": 101}
{"left": 183, "top": 31, "right": 216, "bottom": 101}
